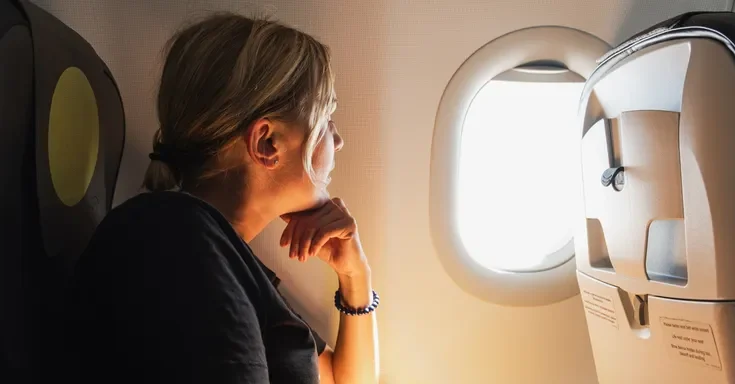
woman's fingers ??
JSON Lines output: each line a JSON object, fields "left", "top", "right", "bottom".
{"left": 303, "top": 208, "right": 345, "bottom": 258}
{"left": 290, "top": 218, "right": 307, "bottom": 260}
{"left": 295, "top": 207, "right": 342, "bottom": 260}
{"left": 298, "top": 226, "right": 317, "bottom": 262}
{"left": 309, "top": 217, "right": 356, "bottom": 256}
{"left": 280, "top": 197, "right": 357, "bottom": 262}
{"left": 281, "top": 204, "right": 331, "bottom": 259}
{"left": 280, "top": 214, "right": 297, "bottom": 247}
{"left": 332, "top": 197, "right": 350, "bottom": 214}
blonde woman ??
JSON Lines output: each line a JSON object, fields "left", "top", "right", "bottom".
{"left": 63, "top": 13, "right": 379, "bottom": 384}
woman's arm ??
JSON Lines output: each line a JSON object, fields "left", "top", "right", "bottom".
{"left": 331, "top": 268, "right": 379, "bottom": 384}
{"left": 316, "top": 267, "right": 379, "bottom": 384}
{"left": 281, "top": 198, "right": 380, "bottom": 384}
{"left": 318, "top": 348, "right": 336, "bottom": 384}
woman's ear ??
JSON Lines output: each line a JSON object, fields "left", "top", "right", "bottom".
{"left": 246, "top": 118, "right": 281, "bottom": 169}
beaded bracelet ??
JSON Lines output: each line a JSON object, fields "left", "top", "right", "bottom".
{"left": 334, "top": 289, "right": 380, "bottom": 316}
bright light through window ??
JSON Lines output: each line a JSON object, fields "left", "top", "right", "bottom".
{"left": 457, "top": 77, "right": 584, "bottom": 272}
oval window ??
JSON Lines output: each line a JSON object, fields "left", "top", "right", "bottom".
{"left": 457, "top": 66, "right": 584, "bottom": 272}
{"left": 430, "top": 26, "right": 610, "bottom": 306}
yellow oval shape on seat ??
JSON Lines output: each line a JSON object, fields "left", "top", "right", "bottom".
{"left": 48, "top": 67, "right": 99, "bottom": 207}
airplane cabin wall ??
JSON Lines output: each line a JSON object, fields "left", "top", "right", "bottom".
{"left": 34, "top": 0, "right": 734, "bottom": 383}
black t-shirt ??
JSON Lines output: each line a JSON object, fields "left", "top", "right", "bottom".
{"left": 63, "top": 191, "right": 327, "bottom": 383}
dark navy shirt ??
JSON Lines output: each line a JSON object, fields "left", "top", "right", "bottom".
{"left": 63, "top": 191, "right": 326, "bottom": 383}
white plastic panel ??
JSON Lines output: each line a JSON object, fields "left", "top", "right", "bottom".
{"left": 576, "top": 38, "right": 735, "bottom": 301}
{"left": 579, "top": 272, "right": 735, "bottom": 384}
{"left": 590, "top": 40, "right": 692, "bottom": 119}
{"left": 577, "top": 36, "right": 735, "bottom": 384}
{"left": 581, "top": 110, "right": 684, "bottom": 282}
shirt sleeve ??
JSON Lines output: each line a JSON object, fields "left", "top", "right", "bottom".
{"left": 133, "top": 209, "right": 271, "bottom": 382}
{"left": 277, "top": 293, "right": 329, "bottom": 356}
{"left": 299, "top": 313, "right": 328, "bottom": 356}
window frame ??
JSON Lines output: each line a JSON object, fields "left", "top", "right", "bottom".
{"left": 430, "top": 26, "right": 611, "bottom": 307}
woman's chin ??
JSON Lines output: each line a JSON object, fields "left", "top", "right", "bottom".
{"left": 312, "top": 190, "right": 331, "bottom": 208}
{"left": 286, "top": 190, "right": 331, "bottom": 215}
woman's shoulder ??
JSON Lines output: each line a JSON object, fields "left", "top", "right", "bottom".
{"left": 81, "top": 191, "right": 266, "bottom": 286}
{"left": 109, "top": 190, "right": 222, "bottom": 222}
{"left": 99, "top": 191, "right": 229, "bottom": 237}
{"left": 86, "top": 191, "right": 248, "bottom": 264}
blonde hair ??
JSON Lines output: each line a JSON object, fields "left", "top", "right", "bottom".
{"left": 143, "top": 13, "right": 336, "bottom": 192}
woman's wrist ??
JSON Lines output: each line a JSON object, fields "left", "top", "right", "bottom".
{"left": 337, "top": 264, "right": 373, "bottom": 309}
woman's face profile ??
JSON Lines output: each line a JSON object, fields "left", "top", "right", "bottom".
{"left": 313, "top": 120, "right": 343, "bottom": 185}
{"left": 305, "top": 119, "right": 344, "bottom": 208}
{"left": 273, "top": 117, "right": 344, "bottom": 214}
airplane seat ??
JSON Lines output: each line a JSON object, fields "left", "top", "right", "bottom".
{"left": 576, "top": 11, "right": 735, "bottom": 384}
{"left": 0, "top": 0, "right": 125, "bottom": 381}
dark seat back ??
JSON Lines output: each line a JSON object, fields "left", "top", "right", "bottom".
{"left": 0, "top": 0, "right": 125, "bottom": 381}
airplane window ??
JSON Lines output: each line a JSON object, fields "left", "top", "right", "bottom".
{"left": 457, "top": 76, "right": 584, "bottom": 272}
{"left": 430, "top": 26, "right": 610, "bottom": 306}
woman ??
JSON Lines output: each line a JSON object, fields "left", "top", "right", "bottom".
{"left": 63, "top": 13, "right": 379, "bottom": 384}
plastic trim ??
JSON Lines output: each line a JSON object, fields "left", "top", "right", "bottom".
{"left": 582, "top": 27, "right": 735, "bottom": 137}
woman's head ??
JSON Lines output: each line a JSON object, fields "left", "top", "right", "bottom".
{"left": 144, "top": 13, "right": 343, "bottom": 215}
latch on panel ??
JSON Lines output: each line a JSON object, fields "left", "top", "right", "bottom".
{"left": 634, "top": 294, "right": 649, "bottom": 326}
{"left": 601, "top": 167, "right": 625, "bottom": 191}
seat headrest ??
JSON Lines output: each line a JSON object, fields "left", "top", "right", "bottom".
{"left": 19, "top": 0, "right": 126, "bottom": 270}
{"left": 0, "top": 0, "right": 125, "bottom": 380}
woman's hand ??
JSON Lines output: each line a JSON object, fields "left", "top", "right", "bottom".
{"left": 280, "top": 198, "right": 369, "bottom": 278}
{"left": 282, "top": 199, "right": 379, "bottom": 383}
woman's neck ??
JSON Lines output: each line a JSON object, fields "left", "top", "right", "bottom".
{"left": 185, "top": 179, "right": 276, "bottom": 243}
